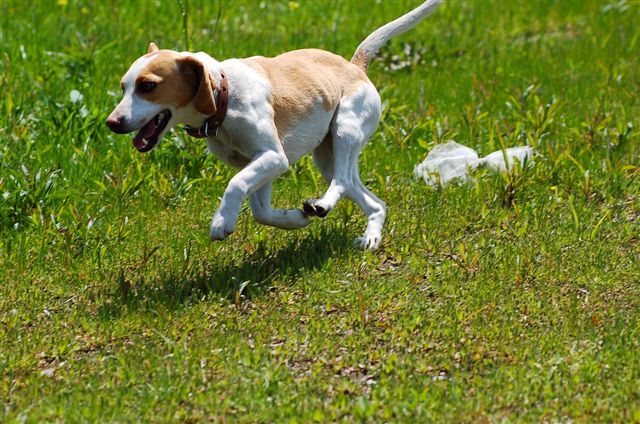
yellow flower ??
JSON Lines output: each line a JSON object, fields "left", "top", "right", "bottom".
{"left": 288, "top": 1, "right": 299, "bottom": 11}
{"left": 57, "top": 0, "right": 68, "bottom": 6}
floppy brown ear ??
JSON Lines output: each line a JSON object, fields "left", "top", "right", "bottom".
{"left": 178, "top": 56, "right": 217, "bottom": 116}
{"left": 148, "top": 42, "right": 159, "bottom": 54}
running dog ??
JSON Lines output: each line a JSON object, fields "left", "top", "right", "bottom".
{"left": 106, "top": 0, "right": 441, "bottom": 249}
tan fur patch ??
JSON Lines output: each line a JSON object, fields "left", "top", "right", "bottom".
{"left": 135, "top": 50, "right": 201, "bottom": 109}
{"left": 243, "top": 49, "right": 370, "bottom": 136}
{"left": 350, "top": 50, "right": 370, "bottom": 71}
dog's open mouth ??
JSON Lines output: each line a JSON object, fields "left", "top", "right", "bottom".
{"left": 132, "top": 110, "right": 172, "bottom": 152}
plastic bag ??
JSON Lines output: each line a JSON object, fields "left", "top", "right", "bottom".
{"left": 414, "top": 141, "right": 534, "bottom": 186}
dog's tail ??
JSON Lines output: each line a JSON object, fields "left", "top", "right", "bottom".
{"left": 351, "top": 0, "right": 442, "bottom": 72}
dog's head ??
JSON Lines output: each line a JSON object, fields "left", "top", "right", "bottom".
{"left": 106, "top": 43, "right": 218, "bottom": 152}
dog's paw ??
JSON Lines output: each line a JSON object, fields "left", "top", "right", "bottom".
{"left": 288, "top": 208, "right": 311, "bottom": 228}
{"left": 355, "top": 233, "right": 382, "bottom": 250}
{"left": 210, "top": 214, "right": 236, "bottom": 241}
{"left": 303, "top": 199, "right": 329, "bottom": 218}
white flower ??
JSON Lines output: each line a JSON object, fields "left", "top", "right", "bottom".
{"left": 69, "top": 90, "right": 83, "bottom": 103}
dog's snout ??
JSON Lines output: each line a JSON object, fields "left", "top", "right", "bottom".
{"left": 106, "top": 115, "right": 128, "bottom": 134}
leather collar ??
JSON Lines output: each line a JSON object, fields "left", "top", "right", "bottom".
{"left": 185, "top": 71, "right": 228, "bottom": 138}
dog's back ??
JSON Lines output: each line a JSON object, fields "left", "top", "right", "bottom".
{"left": 241, "top": 49, "right": 372, "bottom": 148}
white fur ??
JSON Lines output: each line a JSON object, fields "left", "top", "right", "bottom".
{"left": 281, "top": 99, "right": 335, "bottom": 164}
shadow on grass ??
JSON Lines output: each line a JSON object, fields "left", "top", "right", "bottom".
{"left": 98, "top": 227, "right": 354, "bottom": 318}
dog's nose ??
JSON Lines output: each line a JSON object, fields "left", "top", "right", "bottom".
{"left": 106, "top": 115, "right": 127, "bottom": 134}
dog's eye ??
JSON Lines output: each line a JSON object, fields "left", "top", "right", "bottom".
{"left": 138, "top": 81, "right": 157, "bottom": 93}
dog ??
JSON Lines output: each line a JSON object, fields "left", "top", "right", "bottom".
{"left": 106, "top": 0, "right": 441, "bottom": 249}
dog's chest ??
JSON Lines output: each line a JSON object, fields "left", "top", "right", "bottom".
{"left": 206, "top": 130, "right": 250, "bottom": 167}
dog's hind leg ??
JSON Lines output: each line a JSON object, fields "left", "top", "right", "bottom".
{"left": 303, "top": 85, "right": 381, "bottom": 219}
{"left": 346, "top": 163, "right": 386, "bottom": 249}
{"left": 313, "top": 138, "right": 386, "bottom": 249}
{"left": 305, "top": 85, "right": 385, "bottom": 249}
{"left": 303, "top": 139, "right": 352, "bottom": 218}
{"left": 249, "top": 182, "right": 310, "bottom": 229}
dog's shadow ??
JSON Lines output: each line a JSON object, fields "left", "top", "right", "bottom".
{"left": 100, "top": 227, "right": 354, "bottom": 317}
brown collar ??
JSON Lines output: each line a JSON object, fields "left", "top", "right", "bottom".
{"left": 185, "top": 71, "right": 228, "bottom": 138}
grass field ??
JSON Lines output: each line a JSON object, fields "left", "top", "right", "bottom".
{"left": 2, "top": 0, "right": 640, "bottom": 421}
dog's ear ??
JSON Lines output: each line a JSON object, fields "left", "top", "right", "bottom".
{"left": 178, "top": 56, "right": 217, "bottom": 116}
{"left": 148, "top": 42, "right": 159, "bottom": 54}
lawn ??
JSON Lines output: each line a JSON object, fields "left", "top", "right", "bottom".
{"left": 1, "top": 0, "right": 639, "bottom": 421}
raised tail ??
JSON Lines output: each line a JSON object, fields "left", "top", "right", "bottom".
{"left": 351, "top": 0, "right": 442, "bottom": 71}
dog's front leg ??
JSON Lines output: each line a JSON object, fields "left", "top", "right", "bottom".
{"left": 210, "top": 150, "right": 289, "bottom": 241}
{"left": 249, "top": 182, "right": 310, "bottom": 230}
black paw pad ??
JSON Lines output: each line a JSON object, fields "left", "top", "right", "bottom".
{"left": 315, "top": 205, "right": 327, "bottom": 218}
{"left": 303, "top": 200, "right": 317, "bottom": 216}
{"left": 303, "top": 199, "right": 328, "bottom": 218}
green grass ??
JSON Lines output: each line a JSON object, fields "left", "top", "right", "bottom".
{"left": 1, "top": 0, "right": 639, "bottom": 421}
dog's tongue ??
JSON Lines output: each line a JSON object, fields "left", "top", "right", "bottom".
{"left": 132, "top": 119, "right": 157, "bottom": 150}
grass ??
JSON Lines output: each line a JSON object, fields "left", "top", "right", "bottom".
{"left": 1, "top": 0, "right": 639, "bottom": 421}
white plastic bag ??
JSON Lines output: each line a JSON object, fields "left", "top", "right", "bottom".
{"left": 414, "top": 141, "right": 534, "bottom": 186}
